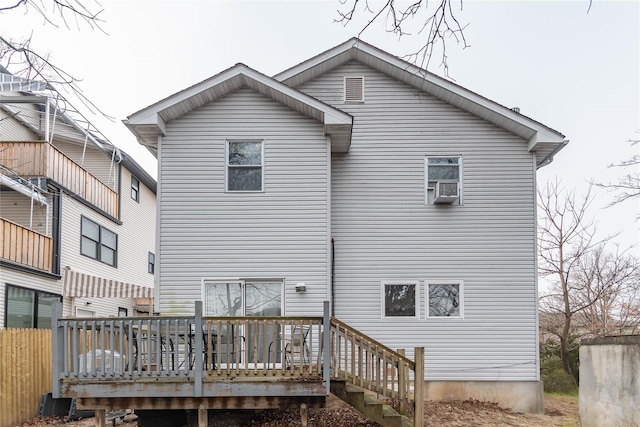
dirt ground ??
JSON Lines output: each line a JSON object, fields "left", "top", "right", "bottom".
{"left": 18, "top": 394, "right": 580, "bottom": 427}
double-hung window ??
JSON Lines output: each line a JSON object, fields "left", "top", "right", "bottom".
{"left": 81, "top": 216, "right": 118, "bottom": 267}
{"left": 425, "top": 156, "right": 462, "bottom": 204}
{"left": 131, "top": 176, "right": 140, "bottom": 202}
{"left": 226, "top": 140, "right": 264, "bottom": 191}
{"left": 5, "top": 284, "right": 61, "bottom": 329}
{"left": 382, "top": 282, "right": 419, "bottom": 318}
{"left": 426, "top": 281, "right": 463, "bottom": 318}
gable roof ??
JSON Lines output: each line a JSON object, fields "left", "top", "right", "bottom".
{"left": 275, "top": 38, "right": 568, "bottom": 168}
{"left": 124, "top": 63, "right": 353, "bottom": 156}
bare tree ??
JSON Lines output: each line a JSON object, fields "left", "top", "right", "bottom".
{"left": 336, "top": 0, "right": 469, "bottom": 76}
{"left": 0, "top": 0, "right": 109, "bottom": 116}
{"left": 596, "top": 134, "right": 640, "bottom": 209}
{"left": 538, "top": 179, "right": 640, "bottom": 384}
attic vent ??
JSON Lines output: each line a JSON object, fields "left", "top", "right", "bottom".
{"left": 344, "top": 76, "right": 364, "bottom": 103}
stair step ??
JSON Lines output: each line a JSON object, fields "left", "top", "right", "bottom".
{"left": 332, "top": 381, "right": 415, "bottom": 427}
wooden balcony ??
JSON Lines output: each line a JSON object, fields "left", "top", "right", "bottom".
{"left": 0, "top": 218, "right": 53, "bottom": 272}
{"left": 52, "top": 302, "right": 424, "bottom": 426}
{"left": 0, "top": 141, "right": 118, "bottom": 218}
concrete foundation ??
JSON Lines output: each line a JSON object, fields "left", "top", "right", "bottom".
{"left": 424, "top": 380, "right": 544, "bottom": 414}
{"left": 579, "top": 335, "right": 640, "bottom": 427}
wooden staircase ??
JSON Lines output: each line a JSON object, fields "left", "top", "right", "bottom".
{"left": 331, "top": 381, "right": 414, "bottom": 427}
{"left": 327, "top": 318, "right": 424, "bottom": 427}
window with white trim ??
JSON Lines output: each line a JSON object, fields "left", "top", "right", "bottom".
{"left": 427, "top": 282, "right": 463, "bottom": 318}
{"left": 382, "top": 282, "right": 418, "bottom": 318}
{"left": 226, "top": 140, "right": 264, "bottom": 191}
{"left": 80, "top": 216, "right": 118, "bottom": 267}
{"left": 131, "top": 176, "right": 140, "bottom": 202}
{"left": 425, "top": 156, "right": 461, "bottom": 205}
{"left": 148, "top": 252, "right": 155, "bottom": 274}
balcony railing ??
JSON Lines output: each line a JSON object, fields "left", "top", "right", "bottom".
{"left": 0, "top": 141, "right": 118, "bottom": 218}
{"left": 0, "top": 218, "right": 53, "bottom": 272}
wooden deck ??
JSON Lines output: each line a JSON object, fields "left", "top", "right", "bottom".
{"left": 52, "top": 301, "right": 424, "bottom": 425}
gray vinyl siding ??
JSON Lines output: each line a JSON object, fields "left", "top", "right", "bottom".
{"left": 0, "top": 107, "right": 38, "bottom": 141}
{"left": 297, "top": 62, "right": 538, "bottom": 381}
{"left": 158, "top": 89, "right": 329, "bottom": 317}
{"left": 0, "top": 191, "right": 50, "bottom": 235}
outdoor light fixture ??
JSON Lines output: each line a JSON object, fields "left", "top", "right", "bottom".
{"left": 295, "top": 283, "right": 307, "bottom": 292}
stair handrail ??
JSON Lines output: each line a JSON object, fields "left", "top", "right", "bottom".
{"left": 328, "top": 317, "right": 424, "bottom": 426}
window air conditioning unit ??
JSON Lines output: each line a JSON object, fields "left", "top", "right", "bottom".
{"left": 434, "top": 182, "right": 459, "bottom": 204}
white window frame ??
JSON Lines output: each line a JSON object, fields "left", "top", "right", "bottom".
{"left": 425, "top": 280, "right": 464, "bottom": 319}
{"left": 131, "top": 175, "right": 140, "bottom": 202}
{"left": 201, "top": 278, "right": 285, "bottom": 316}
{"left": 344, "top": 76, "right": 365, "bottom": 103}
{"left": 424, "top": 156, "right": 463, "bottom": 205}
{"left": 225, "top": 139, "right": 265, "bottom": 192}
{"left": 381, "top": 281, "right": 420, "bottom": 320}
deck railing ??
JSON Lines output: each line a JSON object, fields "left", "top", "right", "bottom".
{"left": 0, "top": 141, "right": 118, "bottom": 218}
{"left": 52, "top": 301, "right": 423, "bottom": 425}
{"left": 0, "top": 218, "right": 52, "bottom": 271}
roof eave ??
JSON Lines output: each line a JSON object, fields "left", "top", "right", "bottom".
{"left": 126, "top": 64, "right": 353, "bottom": 153}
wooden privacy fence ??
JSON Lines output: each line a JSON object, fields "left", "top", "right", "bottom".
{"left": 0, "top": 328, "right": 52, "bottom": 427}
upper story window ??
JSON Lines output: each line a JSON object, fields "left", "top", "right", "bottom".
{"left": 131, "top": 176, "right": 140, "bottom": 202}
{"left": 226, "top": 140, "right": 264, "bottom": 192}
{"left": 427, "top": 281, "right": 463, "bottom": 318}
{"left": 382, "top": 282, "right": 418, "bottom": 319}
{"left": 148, "top": 252, "right": 155, "bottom": 274}
{"left": 5, "top": 284, "right": 61, "bottom": 329}
{"left": 81, "top": 216, "right": 118, "bottom": 267}
{"left": 344, "top": 76, "right": 365, "bottom": 103}
{"left": 425, "top": 156, "right": 462, "bottom": 205}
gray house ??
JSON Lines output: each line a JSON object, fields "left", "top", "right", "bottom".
{"left": 125, "top": 38, "right": 567, "bottom": 413}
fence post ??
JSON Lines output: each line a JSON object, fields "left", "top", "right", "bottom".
{"left": 52, "top": 302, "right": 63, "bottom": 398}
{"left": 413, "top": 347, "right": 424, "bottom": 427}
{"left": 323, "top": 301, "right": 331, "bottom": 395}
{"left": 194, "top": 301, "right": 203, "bottom": 398}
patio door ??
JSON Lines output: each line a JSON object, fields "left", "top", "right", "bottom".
{"left": 203, "top": 280, "right": 283, "bottom": 364}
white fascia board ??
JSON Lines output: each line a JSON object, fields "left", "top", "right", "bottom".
{"left": 127, "top": 63, "right": 351, "bottom": 129}
{"left": 354, "top": 43, "right": 566, "bottom": 142}
{"left": 240, "top": 66, "right": 351, "bottom": 126}
{"left": 274, "top": 39, "right": 355, "bottom": 82}
{"left": 276, "top": 38, "right": 564, "bottom": 143}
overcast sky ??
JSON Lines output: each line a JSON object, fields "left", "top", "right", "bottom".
{"left": 1, "top": 0, "right": 638, "bottom": 249}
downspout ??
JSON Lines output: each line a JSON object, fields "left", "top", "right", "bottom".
{"left": 331, "top": 238, "right": 335, "bottom": 316}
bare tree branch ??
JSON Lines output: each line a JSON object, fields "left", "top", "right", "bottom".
{"left": 538, "top": 179, "right": 640, "bottom": 384}
{"left": 595, "top": 134, "right": 640, "bottom": 209}
{"left": 335, "top": 0, "right": 469, "bottom": 77}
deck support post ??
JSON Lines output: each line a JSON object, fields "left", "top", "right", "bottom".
{"left": 194, "top": 301, "right": 203, "bottom": 398}
{"left": 198, "top": 403, "right": 207, "bottom": 427}
{"left": 414, "top": 347, "right": 424, "bottom": 427}
{"left": 322, "top": 301, "right": 331, "bottom": 395}
{"left": 95, "top": 408, "right": 106, "bottom": 427}
{"left": 51, "top": 302, "right": 63, "bottom": 398}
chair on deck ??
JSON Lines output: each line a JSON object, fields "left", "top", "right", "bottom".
{"left": 284, "top": 324, "right": 311, "bottom": 368}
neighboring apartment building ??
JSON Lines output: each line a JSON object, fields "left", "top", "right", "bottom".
{"left": 0, "top": 70, "right": 156, "bottom": 327}
{"left": 124, "top": 39, "right": 568, "bottom": 412}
